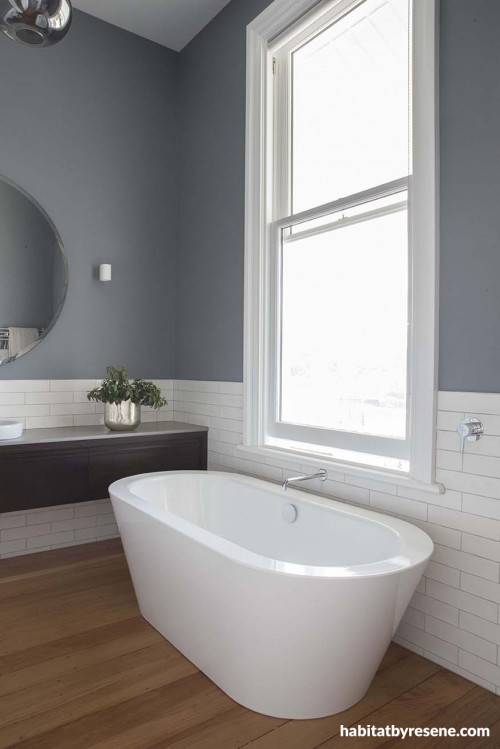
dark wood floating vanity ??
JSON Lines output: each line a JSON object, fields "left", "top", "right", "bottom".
{"left": 0, "top": 422, "right": 208, "bottom": 513}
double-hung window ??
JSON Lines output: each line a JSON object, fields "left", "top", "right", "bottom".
{"left": 244, "top": 0, "right": 438, "bottom": 488}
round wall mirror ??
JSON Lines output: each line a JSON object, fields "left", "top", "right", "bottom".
{"left": 0, "top": 176, "right": 67, "bottom": 365}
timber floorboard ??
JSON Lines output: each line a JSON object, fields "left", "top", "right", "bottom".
{"left": 0, "top": 539, "right": 499, "bottom": 748}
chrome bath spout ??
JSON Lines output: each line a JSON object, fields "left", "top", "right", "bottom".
{"left": 282, "top": 469, "right": 327, "bottom": 492}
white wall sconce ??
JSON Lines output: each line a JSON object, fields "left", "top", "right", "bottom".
{"left": 99, "top": 263, "right": 112, "bottom": 282}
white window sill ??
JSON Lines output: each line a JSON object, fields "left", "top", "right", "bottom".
{"left": 236, "top": 444, "right": 445, "bottom": 495}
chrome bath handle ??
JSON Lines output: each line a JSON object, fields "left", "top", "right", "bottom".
{"left": 457, "top": 418, "right": 484, "bottom": 454}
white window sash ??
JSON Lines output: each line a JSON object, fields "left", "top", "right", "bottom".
{"left": 274, "top": 177, "right": 410, "bottom": 234}
{"left": 243, "top": 0, "right": 440, "bottom": 492}
{"left": 268, "top": 179, "right": 410, "bottom": 463}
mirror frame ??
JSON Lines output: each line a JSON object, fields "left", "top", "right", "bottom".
{"left": 0, "top": 173, "right": 69, "bottom": 365}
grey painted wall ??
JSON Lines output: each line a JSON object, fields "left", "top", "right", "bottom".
{"left": 0, "top": 9, "right": 178, "bottom": 379}
{"left": 1, "top": 0, "right": 498, "bottom": 390}
{"left": 0, "top": 180, "right": 59, "bottom": 329}
{"left": 176, "top": 0, "right": 273, "bottom": 382}
{"left": 176, "top": 0, "right": 500, "bottom": 392}
{"left": 439, "top": 0, "right": 500, "bottom": 392}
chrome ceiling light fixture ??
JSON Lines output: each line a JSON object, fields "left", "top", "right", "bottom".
{"left": 0, "top": 0, "right": 72, "bottom": 47}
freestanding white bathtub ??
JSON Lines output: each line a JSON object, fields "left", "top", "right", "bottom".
{"left": 110, "top": 471, "right": 433, "bottom": 719}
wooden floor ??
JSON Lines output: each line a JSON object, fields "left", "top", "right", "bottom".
{"left": 1, "top": 541, "right": 499, "bottom": 749}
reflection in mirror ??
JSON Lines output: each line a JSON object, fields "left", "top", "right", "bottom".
{"left": 0, "top": 177, "right": 67, "bottom": 365}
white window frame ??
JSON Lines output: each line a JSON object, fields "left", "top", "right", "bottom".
{"left": 241, "top": 0, "right": 441, "bottom": 493}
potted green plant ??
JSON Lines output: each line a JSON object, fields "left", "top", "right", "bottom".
{"left": 87, "top": 366, "right": 168, "bottom": 432}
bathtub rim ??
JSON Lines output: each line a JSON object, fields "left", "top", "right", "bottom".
{"left": 109, "top": 470, "right": 433, "bottom": 580}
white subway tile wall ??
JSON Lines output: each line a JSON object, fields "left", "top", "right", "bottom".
{"left": 0, "top": 379, "right": 174, "bottom": 429}
{"left": 0, "top": 499, "right": 118, "bottom": 557}
{"left": 4, "top": 380, "right": 500, "bottom": 696}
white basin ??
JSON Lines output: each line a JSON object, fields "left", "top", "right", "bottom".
{"left": 0, "top": 420, "right": 23, "bottom": 440}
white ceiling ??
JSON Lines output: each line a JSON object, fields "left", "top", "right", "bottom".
{"left": 73, "top": 0, "right": 233, "bottom": 52}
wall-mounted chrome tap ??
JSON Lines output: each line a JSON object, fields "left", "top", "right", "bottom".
{"left": 282, "top": 469, "right": 327, "bottom": 492}
{"left": 457, "top": 417, "right": 484, "bottom": 453}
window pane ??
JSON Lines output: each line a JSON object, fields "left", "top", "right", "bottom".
{"left": 279, "top": 206, "right": 408, "bottom": 439}
{"left": 292, "top": 0, "right": 410, "bottom": 213}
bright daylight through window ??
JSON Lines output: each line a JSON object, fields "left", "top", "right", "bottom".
{"left": 245, "top": 0, "right": 437, "bottom": 484}
{"left": 273, "top": 0, "right": 411, "bottom": 471}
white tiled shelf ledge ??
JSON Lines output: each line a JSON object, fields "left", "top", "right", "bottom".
{"left": 0, "top": 421, "right": 207, "bottom": 447}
